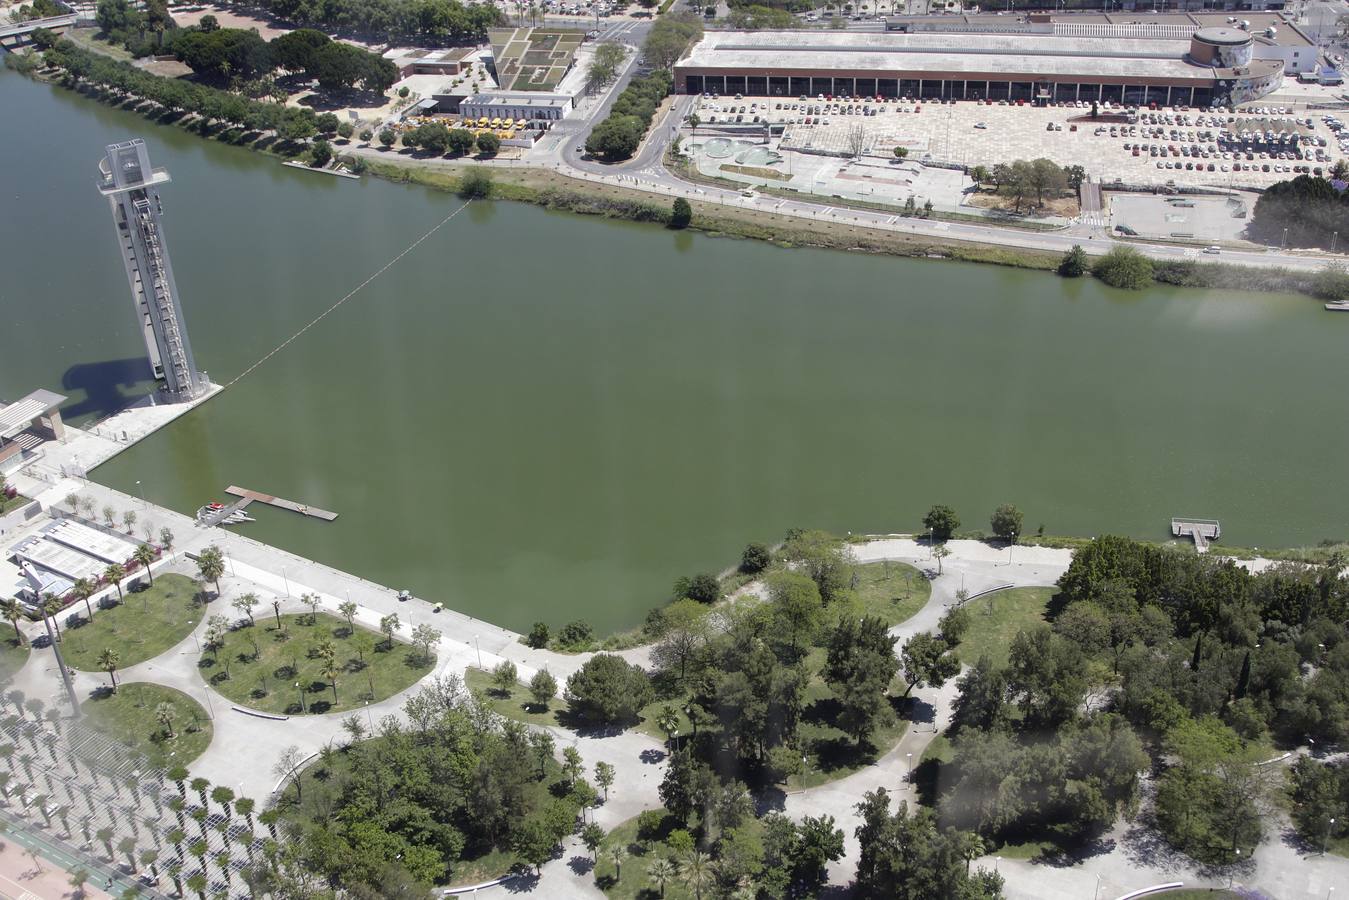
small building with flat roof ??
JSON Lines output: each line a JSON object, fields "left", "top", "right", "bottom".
{"left": 384, "top": 46, "right": 476, "bottom": 78}
{"left": 460, "top": 92, "right": 573, "bottom": 122}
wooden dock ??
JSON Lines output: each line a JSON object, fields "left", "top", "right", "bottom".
{"left": 1172, "top": 517, "right": 1220, "bottom": 553}
{"left": 225, "top": 486, "right": 338, "bottom": 521}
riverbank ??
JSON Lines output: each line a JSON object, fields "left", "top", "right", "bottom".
{"left": 9, "top": 46, "right": 1334, "bottom": 300}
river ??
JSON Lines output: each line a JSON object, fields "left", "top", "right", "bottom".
{"left": 1, "top": 68, "right": 1346, "bottom": 633}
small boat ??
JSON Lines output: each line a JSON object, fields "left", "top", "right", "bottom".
{"left": 1326, "top": 301, "right": 1349, "bottom": 311}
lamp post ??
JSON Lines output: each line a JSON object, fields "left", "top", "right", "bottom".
{"left": 281, "top": 567, "right": 290, "bottom": 598}
{"left": 1333, "top": 231, "right": 1339, "bottom": 253}
{"left": 135, "top": 480, "right": 146, "bottom": 509}
{"left": 474, "top": 634, "right": 482, "bottom": 668}
{"left": 906, "top": 752, "right": 913, "bottom": 780}
{"left": 365, "top": 700, "right": 374, "bottom": 731}
{"left": 1008, "top": 531, "right": 1016, "bottom": 565}
{"left": 1229, "top": 848, "right": 1241, "bottom": 888}
{"left": 1323, "top": 816, "right": 1337, "bottom": 855}
{"left": 295, "top": 681, "right": 305, "bottom": 714}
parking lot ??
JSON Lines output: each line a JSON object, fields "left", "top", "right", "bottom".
{"left": 692, "top": 94, "right": 1347, "bottom": 190}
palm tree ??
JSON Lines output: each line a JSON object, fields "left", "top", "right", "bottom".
{"left": 211, "top": 786, "right": 234, "bottom": 822}
{"left": 678, "top": 848, "right": 713, "bottom": 900}
{"left": 118, "top": 836, "right": 138, "bottom": 871}
{"left": 97, "top": 648, "right": 120, "bottom": 692}
{"left": 155, "top": 702, "right": 177, "bottom": 739}
{"left": 235, "top": 797, "right": 256, "bottom": 833}
{"left": 647, "top": 856, "right": 677, "bottom": 898}
{"left": 104, "top": 563, "right": 126, "bottom": 602}
{"left": 71, "top": 579, "right": 97, "bottom": 621}
{"left": 608, "top": 844, "right": 627, "bottom": 881}
{"left": 134, "top": 544, "right": 156, "bottom": 584}
{"left": 323, "top": 664, "right": 340, "bottom": 704}
{"left": 41, "top": 595, "right": 63, "bottom": 641}
{"left": 0, "top": 598, "right": 24, "bottom": 646}
{"left": 190, "top": 777, "right": 210, "bottom": 809}
{"left": 185, "top": 872, "right": 207, "bottom": 900}
{"left": 195, "top": 546, "right": 225, "bottom": 596}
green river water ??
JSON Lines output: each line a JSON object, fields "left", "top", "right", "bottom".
{"left": 2, "top": 69, "right": 1347, "bottom": 633}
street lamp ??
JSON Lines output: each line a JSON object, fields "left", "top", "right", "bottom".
{"left": 1323, "top": 816, "right": 1337, "bottom": 855}
{"left": 1229, "top": 848, "right": 1241, "bottom": 888}
{"left": 906, "top": 752, "right": 913, "bottom": 780}
{"left": 474, "top": 634, "right": 482, "bottom": 668}
{"left": 365, "top": 700, "right": 374, "bottom": 731}
{"left": 1008, "top": 532, "right": 1016, "bottom": 565}
{"left": 295, "top": 681, "right": 305, "bottom": 714}
{"left": 281, "top": 567, "right": 291, "bottom": 598}
{"left": 135, "top": 480, "right": 146, "bottom": 509}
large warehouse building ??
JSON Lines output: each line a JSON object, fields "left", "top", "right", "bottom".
{"left": 674, "top": 19, "right": 1293, "bottom": 108}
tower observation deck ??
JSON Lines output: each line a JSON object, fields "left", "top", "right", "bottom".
{"left": 97, "top": 139, "right": 204, "bottom": 402}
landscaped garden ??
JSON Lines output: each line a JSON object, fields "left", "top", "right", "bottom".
{"left": 842, "top": 559, "right": 930, "bottom": 627}
{"left": 60, "top": 573, "right": 204, "bottom": 671}
{"left": 82, "top": 682, "right": 213, "bottom": 767}
{"left": 202, "top": 611, "right": 434, "bottom": 715}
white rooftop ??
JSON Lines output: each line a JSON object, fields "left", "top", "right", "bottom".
{"left": 678, "top": 30, "right": 1279, "bottom": 80}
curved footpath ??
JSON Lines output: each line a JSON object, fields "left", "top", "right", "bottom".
{"left": 6, "top": 461, "right": 1346, "bottom": 898}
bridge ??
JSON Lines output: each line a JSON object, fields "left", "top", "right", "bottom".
{"left": 0, "top": 13, "right": 79, "bottom": 49}
{"left": 1172, "top": 517, "right": 1221, "bottom": 553}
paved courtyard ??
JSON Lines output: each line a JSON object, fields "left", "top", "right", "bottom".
{"left": 1109, "top": 192, "right": 1256, "bottom": 243}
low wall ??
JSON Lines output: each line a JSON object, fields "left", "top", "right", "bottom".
{"left": 0, "top": 500, "right": 42, "bottom": 537}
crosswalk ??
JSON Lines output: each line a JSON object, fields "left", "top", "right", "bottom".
{"left": 593, "top": 20, "right": 643, "bottom": 41}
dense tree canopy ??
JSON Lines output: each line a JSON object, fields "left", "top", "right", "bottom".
{"left": 281, "top": 676, "right": 581, "bottom": 892}
{"left": 565, "top": 654, "right": 653, "bottom": 724}
{"left": 856, "top": 788, "right": 1004, "bottom": 900}
{"left": 1250, "top": 174, "right": 1349, "bottom": 249}
{"left": 235, "top": 0, "right": 501, "bottom": 42}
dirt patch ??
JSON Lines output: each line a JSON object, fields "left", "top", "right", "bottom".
{"left": 138, "top": 58, "right": 192, "bottom": 77}
{"left": 968, "top": 190, "right": 1079, "bottom": 217}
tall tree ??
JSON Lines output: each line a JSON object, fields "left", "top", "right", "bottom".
{"left": 822, "top": 615, "right": 899, "bottom": 745}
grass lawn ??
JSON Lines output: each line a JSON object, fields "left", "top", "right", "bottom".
{"left": 466, "top": 666, "right": 565, "bottom": 728}
{"left": 845, "top": 560, "right": 931, "bottom": 627}
{"left": 204, "top": 612, "right": 433, "bottom": 715}
{"left": 60, "top": 573, "right": 204, "bottom": 671}
{"left": 0, "top": 493, "right": 30, "bottom": 515}
{"left": 82, "top": 682, "right": 213, "bottom": 767}
{"left": 465, "top": 667, "right": 693, "bottom": 743}
{"left": 954, "top": 587, "right": 1054, "bottom": 668}
{"left": 0, "top": 636, "right": 30, "bottom": 683}
{"left": 787, "top": 677, "right": 907, "bottom": 790}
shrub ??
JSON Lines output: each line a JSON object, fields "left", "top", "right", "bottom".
{"left": 684, "top": 573, "right": 720, "bottom": 604}
{"left": 378, "top": 128, "right": 396, "bottom": 147}
{"left": 565, "top": 654, "right": 653, "bottom": 724}
{"left": 309, "top": 139, "right": 332, "bottom": 168}
{"left": 1058, "top": 244, "right": 1088, "bottom": 278}
{"left": 526, "top": 622, "right": 550, "bottom": 649}
{"left": 458, "top": 167, "right": 493, "bottom": 199}
{"left": 670, "top": 197, "right": 692, "bottom": 229}
{"left": 1092, "top": 247, "right": 1154, "bottom": 290}
{"left": 1311, "top": 263, "right": 1349, "bottom": 302}
{"left": 740, "top": 542, "right": 772, "bottom": 574}
{"left": 336, "top": 121, "right": 354, "bottom": 139}
{"left": 557, "top": 620, "right": 594, "bottom": 650}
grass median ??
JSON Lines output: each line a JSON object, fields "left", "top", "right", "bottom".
{"left": 202, "top": 612, "right": 433, "bottom": 716}
{"left": 60, "top": 573, "right": 204, "bottom": 671}
{"left": 83, "top": 682, "right": 213, "bottom": 767}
